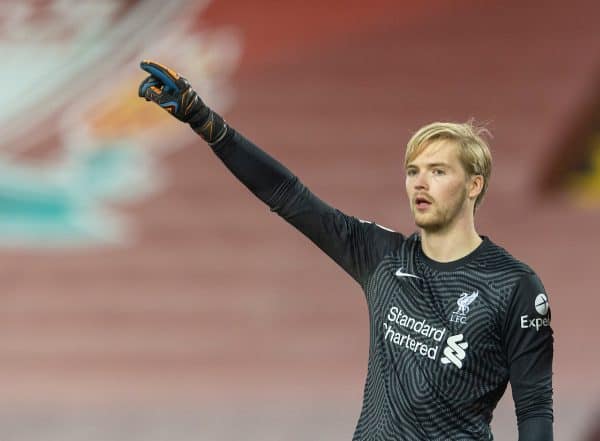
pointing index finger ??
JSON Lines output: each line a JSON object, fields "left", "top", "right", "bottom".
{"left": 140, "top": 60, "right": 180, "bottom": 92}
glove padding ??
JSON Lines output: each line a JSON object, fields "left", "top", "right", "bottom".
{"left": 138, "top": 60, "right": 227, "bottom": 144}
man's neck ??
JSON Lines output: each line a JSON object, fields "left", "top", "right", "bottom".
{"left": 420, "top": 223, "right": 482, "bottom": 263}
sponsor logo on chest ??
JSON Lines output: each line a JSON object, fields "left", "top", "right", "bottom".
{"left": 383, "top": 306, "right": 470, "bottom": 369}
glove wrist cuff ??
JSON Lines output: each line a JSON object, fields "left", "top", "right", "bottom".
{"left": 190, "top": 109, "right": 228, "bottom": 145}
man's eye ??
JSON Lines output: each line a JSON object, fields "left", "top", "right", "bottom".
{"left": 406, "top": 169, "right": 417, "bottom": 176}
{"left": 432, "top": 169, "right": 445, "bottom": 175}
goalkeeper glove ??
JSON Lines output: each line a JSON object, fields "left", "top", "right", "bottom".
{"left": 138, "top": 60, "right": 228, "bottom": 145}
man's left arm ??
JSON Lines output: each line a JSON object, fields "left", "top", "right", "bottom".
{"left": 502, "top": 273, "right": 554, "bottom": 440}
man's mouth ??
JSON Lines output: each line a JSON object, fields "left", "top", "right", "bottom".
{"left": 414, "top": 196, "right": 432, "bottom": 210}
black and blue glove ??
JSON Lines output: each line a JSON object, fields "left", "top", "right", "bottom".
{"left": 138, "top": 60, "right": 228, "bottom": 145}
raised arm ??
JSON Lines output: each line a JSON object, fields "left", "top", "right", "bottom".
{"left": 138, "top": 60, "right": 403, "bottom": 285}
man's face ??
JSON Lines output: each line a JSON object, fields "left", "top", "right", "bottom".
{"left": 405, "top": 140, "right": 472, "bottom": 232}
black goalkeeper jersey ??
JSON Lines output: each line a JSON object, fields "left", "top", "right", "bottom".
{"left": 208, "top": 128, "right": 554, "bottom": 440}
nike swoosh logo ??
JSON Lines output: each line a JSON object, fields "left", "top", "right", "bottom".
{"left": 395, "top": 268, "right": 422, "bottom": 279}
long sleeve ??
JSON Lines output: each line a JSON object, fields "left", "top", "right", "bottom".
{"left": 501, "top": 273, "right": 554, "bottom": 440}
{"left": 208, "top": 128, "right": 403, "bottom": 285}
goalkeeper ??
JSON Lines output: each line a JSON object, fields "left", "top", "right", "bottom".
{"left": 138, "top": 61, "right": 553, "bottom": 440}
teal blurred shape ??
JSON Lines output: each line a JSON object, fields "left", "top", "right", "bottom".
{"left": 0, "top": 142, "right": 159, "bottom": 248}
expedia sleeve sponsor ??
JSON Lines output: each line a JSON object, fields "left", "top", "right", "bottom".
{"left": 503, "top": 273, "right": 553, "bottom": 339}
{"left": 520, "top": 314, "right": 551, "bottom": 331}
{"left": 519, "top": 287, "right": 551, "bottom": 331}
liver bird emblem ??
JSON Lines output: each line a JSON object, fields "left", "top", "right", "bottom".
{"left": 456, "top": 291, "right": 479, "bottom": 315}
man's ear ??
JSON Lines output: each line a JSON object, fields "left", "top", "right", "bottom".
{"left": 468, "top": 175, "right": 484, "bottom": 200}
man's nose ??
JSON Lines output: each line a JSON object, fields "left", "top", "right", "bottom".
{"left": 413, "top": 172, "right": 428, "bottom": 190}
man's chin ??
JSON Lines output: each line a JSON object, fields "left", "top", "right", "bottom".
{"left": 414, "top": 215, "right": 444, "bottom": 232}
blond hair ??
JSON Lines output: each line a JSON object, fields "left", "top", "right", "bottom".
{"left": 405, "top": 121, "right": 492, "bottom": 209}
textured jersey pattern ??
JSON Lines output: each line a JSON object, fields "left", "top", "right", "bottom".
{"left": 353, "top": 234, "right": 536, "bottom": 441}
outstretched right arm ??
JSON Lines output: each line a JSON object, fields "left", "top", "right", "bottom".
{"left": 138, "top": 60, "right": 403, "bottom": 285}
